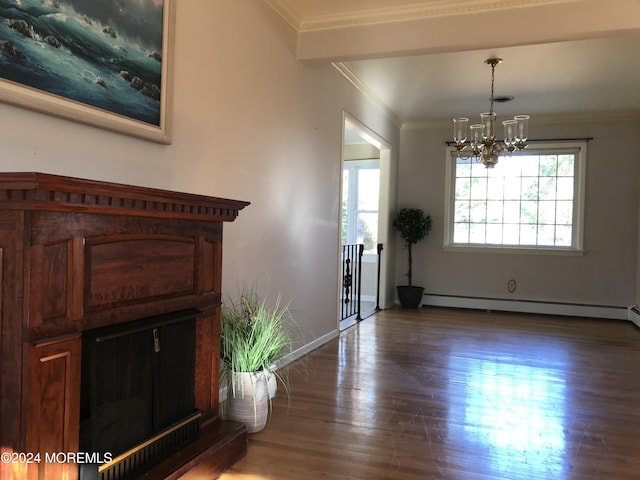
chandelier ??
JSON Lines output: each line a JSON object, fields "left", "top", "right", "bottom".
{"left": 453, "top": 58, "right": 529, "bottom": 168}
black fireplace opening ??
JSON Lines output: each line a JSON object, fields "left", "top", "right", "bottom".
{"left": 79, "top": 308, "right": 202, "bottom": 480}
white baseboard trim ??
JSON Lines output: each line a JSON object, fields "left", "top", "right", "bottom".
{"left": 627, "top": 305, "right": 640, "bottom": 328}
{"left": 273, "top": 328, "right": 340, "bottom": 369}
{"left": 423, "top": 294, "right": 628, "bottom": 320}
{"left": 219, "top": 328, "right": 340, "bottom": 404}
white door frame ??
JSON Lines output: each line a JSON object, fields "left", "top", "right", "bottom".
{"left": 338, "top": 112, "right": 392, "bottom": 329}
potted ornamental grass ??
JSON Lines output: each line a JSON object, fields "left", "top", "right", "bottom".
{"left": 392, "top": 208, "right": 432, "bottom": 308}
{"left": 220, "top": 288, "right": 296, "bottom": 433}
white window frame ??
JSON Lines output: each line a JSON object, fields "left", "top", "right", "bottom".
{"left": 443, "top": 141, "right": 587, "bottom": 255}
{"left": 342, "top": 159, "right": 380, "bottom": 258}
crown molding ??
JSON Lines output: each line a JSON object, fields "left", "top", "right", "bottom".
{"left": 333, "top": 62, "right": 402, "bottom": 128}
{"left": 264, "top": 0, "right": 303, "bottom": 30}
{"left": 267, "top": 0, "right": 569, "bottom": 33}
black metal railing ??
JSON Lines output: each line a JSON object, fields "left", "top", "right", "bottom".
{"left": 340, "top": 243, "right": 383, "bottom": 323}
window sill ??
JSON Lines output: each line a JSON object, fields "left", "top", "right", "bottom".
{"left": 442, "top": 245, "right": 585, "bottom": 256}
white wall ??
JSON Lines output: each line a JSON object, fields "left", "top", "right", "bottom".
{"left": 0, "top": 1, "right": 400, "bottom": 348}
{"left": 397, "top": 117, "right": 640, "bottom": 310}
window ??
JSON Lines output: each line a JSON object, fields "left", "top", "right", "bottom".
{"left": 444, "top": 142, "right": 586, "bottom": 253}
{"left": 342, "top": 159, "right": 380, "bottom": 254}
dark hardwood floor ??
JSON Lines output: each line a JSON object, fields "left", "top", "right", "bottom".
{"left": 218, "top": 307, "right": 640, "bottom": 479}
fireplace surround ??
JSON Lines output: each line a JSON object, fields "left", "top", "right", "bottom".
{"left": 0, "top": 173, "right": 249, "bottom": 479}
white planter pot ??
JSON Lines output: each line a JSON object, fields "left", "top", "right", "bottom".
{"left": 264, "top": 368, "right": 277, "bottom": 399}
{"left": 227, "top": 371, "right": 269, "bottom": 433}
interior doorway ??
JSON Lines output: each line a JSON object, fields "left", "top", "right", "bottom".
{"left": 339, "top": 114, "right": 391, "bottom": 330}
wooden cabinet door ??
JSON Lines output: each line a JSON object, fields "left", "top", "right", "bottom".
{"left": 25, "top": 335, "right": 81, "bottom": 480}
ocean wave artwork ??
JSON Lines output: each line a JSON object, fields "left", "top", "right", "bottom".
{"left": 0, "top": 0, "right": 165, "bottom": 126}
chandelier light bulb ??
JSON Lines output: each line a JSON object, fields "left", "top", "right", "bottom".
{"left": 503, "top": 119, "right": 516, "bottom": 143}
{"left": 480, "top": 112, "right": 496, "bottom": 140}
{"left": 514, "top": 115, "right": 530, "bottom": 142}
{"left": 453, "top": 117, "right": 469, "bottom": 144}
{"left": 470, "top": 124, "right": 483, "bottom": 145}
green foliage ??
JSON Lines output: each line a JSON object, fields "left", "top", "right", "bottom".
{"left": 221, "top": 289, "right": 295, "bottom": 374}
{"left": 362, "top": 221, "right": 375, "bottom": 251}
{"left": 392, "top": 208, "right": 432, "bottom": 286}
{"left": 392, "top": 208, "right": 432, "bottom": 247}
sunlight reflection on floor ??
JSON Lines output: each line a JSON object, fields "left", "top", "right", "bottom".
{"left": 216, "top": 473, "right": 273, "bottom": 480}
{"left": 449, "top": 354, "right": 567, "bottom": 477}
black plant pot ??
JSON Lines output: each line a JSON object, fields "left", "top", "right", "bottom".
{"left": 397, "top": 285, "right": 424, "bottom": 309}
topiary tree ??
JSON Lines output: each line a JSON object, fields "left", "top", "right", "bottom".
{"left": 392, "top": 208, "right": 432, "bottom": 286}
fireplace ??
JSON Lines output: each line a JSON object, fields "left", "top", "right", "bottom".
{"left": 0, "top": 173, "right": 249, "bottom": 480}
{"left": 80, "top": 309, "right": 201, "bottom": 479}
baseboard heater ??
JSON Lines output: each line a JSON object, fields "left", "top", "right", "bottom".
{"left": 423, "top": 294, "right": 628, "bottom": 320}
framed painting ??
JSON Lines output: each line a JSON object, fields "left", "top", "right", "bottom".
{"left": 0, "top": 0, "right": 175, "bottom": 144}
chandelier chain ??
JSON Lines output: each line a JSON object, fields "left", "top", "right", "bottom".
{"left": 489, "top": 62, "right": 496, "bottom": 115}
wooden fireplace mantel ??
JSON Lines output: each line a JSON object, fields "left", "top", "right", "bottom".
{"left": 0, "top": 171, "right": 247, "bottom": 221}
{"left": 0, "top": 173, "right": 250, "bottom": 479}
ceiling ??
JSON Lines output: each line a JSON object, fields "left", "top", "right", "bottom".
{"left": 266, "top": 0, "right": 640, "bottom": 125}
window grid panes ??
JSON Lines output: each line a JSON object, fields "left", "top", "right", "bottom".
{"left": 342, "top": 160, "right": 380, "bottom": 254}
{"left": 451, "top": 147, "right": 581, "bottom": 249}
